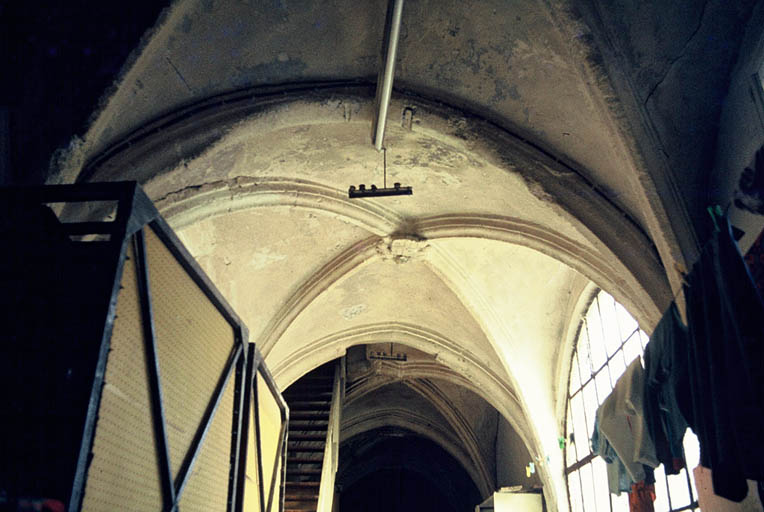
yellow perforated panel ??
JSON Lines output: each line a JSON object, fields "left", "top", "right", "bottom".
{"left": 177, "top": 376, "right": 235, "bottom": 512}
{"left": 257, "top": 372, "right": 283, "bottom": 511}
{"left": 145, "top": 226, "right": 235, "bottom": 480}
{"left": 81, "top": 241, "right": 163, "bottom": 511}
{"left": 242, "top": 401, "right": 261, "bottom": 512}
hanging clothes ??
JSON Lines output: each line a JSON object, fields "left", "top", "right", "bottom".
{"left": 598, "top": 357, "right": 659, "bottom": 483}
{"left": 682, "top": 215, "right": 764, "bottom": 502}
{"left": 591, "top": 416, "right": 657, "bottom": 497}
{"left": 591, "top": 416, "right": 632, "bottom": 495}
{"left": 642, "top": 302, "right": 689, "bottom": 474}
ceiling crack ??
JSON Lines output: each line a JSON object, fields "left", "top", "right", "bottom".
{"left": 165, "top": 56, "right": 194, "bottom": 93}
{"left": 643, "top": 0, "right": 710, "bottom": 108}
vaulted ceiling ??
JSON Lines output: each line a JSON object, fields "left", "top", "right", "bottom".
{"left": 37, "top": 0, "right": 758, "bottom": 509}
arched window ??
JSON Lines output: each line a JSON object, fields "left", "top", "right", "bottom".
{"left": 564, "top": 290, "right": 701, "bottom": 512}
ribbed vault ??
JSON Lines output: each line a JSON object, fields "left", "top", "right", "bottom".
{"left": 63, "top": 90, "right": 673, "bottom": 510}
{"left": 47, "top": 0, "right": 738, "bottom": 508}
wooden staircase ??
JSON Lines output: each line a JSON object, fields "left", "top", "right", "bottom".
{"left": 283, "top": 363, "right": 336, "bottom": 512}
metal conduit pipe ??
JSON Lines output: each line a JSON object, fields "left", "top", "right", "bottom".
{"left": 372, "top": 0, "right": 405, "bottom": 151}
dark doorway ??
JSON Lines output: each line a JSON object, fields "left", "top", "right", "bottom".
{"left": 337, "top": 428, "right": 481, "bottom": 512}
{"left": 340, "top": 468, "right": 459, "bottom": 512}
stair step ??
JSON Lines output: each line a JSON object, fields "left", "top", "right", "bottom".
{"left": 288, "top": 430, "right": 328, "bottom": 437}
{"left": 289, "top": 421, "right": 329, "bottom": 428}
{"left": 286, "top": 468, "right": 322, "bottom": 476}
{"left": 285, "top": 501, "right": 318, "bottom": 508}
{"left": 288, "top": 445, "right": 325, "bottom": 453}
{"left": 290, "top": 412, "right": 330, "bottom": 420}
{"left": 285, "top": 486, "right": 319, "bottom": 498}
{"left": 287, "top": 481, "right": 320, "bottom": 487}
{"left": 287, "top": 457, "right": 324, "bottom": 464}
{"left": 284, "top": 499, "right": 318, "bottom": 511}
{"left": 288, "top": 433, "right": 327, "bottom": 441}
{"left": 289, "top": 401, "right": 331, "bottom": 409}
{"left": 285, "top": 491, "right": 319, "bottom": 499}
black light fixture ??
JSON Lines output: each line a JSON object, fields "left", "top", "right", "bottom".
{"left": 348, "top": 148, "right": 412, "bottom": 198}
{"left": 368, "top": 342, "right": 408, "bottom": 361}
{"left": 349, "top": 182, "right": 412, "bottom": 198}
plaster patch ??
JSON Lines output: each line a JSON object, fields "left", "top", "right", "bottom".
{"left": 250, "top": 247, "right": 287, "bottom": 269}
{"left": 341, "top": 303, "right": 367, "bottom": 320}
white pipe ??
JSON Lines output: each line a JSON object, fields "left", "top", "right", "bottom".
{"left": 373, "top": 0, "right": 405, "bottom": 151}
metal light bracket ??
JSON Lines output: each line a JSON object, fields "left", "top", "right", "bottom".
{"left": 348, "top": 182, "right": 412, "bottom": 198}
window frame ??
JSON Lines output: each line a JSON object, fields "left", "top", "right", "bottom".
{"left": 563, "top": 291, "right": 699, "bottom": 512}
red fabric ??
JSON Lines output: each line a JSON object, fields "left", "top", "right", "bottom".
{"left": 629, "top": 481, "right": 656, "bottom": 512}
{"left": 42, "top": 500, "right": 65, "bottom": 512}
{"left": 15, "top": 498, "right": 65, "bottom": 512}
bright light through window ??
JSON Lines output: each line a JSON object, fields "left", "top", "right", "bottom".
{"left": 565, "top": 291, "right": 700, "bottom": 512}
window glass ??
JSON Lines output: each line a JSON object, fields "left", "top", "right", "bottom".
{"left": 586, "top": 306, "right": 607, "bottom": 370}
{"left": 571, "top": 392, "right": 588, "bottom": 461}
{"left": 608, "top": 348, "right": 627, "bottom": 388}
{"left": 614, "top": 301, "right": 638, "bottom": 340}
{"left": 654, "top": 464, "right": 670, "bottom": 511}
{"left": 599, "top": 294, "right": 622, "bottom": 357}
{"left": 611, "top": 491, "right": 629, "bottom": 511}
{"left": 569, "top": 470, "right": 584, "bottom": 512}
{"left": 667, "top": 469, "right": 691, "bottom": 507}
{"left": 565, "top": 291, "right": 700, "bottom": 511}
{"left": 578, "top": 326, "right": 593, "bottom": 380}
{"left": 570, "top": 353, "right": 581, "bottom": 395}
{"left": 591, "top": 457, "right": 611, "bottom": 512}
{"left": 579, "top": 463, "right": 597, "bottom": 512}
{"left": 622, "top": 331, "right": 641, "bottom": 364}
{"left": 684, "top": 431, "right": 701, "bottom": 500}
{"left": 594, "top": 368, "right": 612, "bottom": 406}
{"left": 566, "top": 407, "right": 577, "bottom": 464}
{"left": 582, "top": 381, "right": 598, "bottom": 443}
{"left": 639, "top": 330, "right": 649, "bottom": 350}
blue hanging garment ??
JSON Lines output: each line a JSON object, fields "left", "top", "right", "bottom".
{"left": 643, "top": 302, "right": 689, "bottom": 475}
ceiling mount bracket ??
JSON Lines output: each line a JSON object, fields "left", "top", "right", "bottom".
{"left": 348, "top": 148, "right": 412, "bottom": 198}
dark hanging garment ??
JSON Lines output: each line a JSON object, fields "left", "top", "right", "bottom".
{"left": 683, "top": 216, "right": 764, "bottom": 502}
{"left": 643, "top": 303, "right": 689, "bottom": 474}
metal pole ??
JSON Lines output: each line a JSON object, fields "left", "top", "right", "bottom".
{"left": 373, "top": 0, "right": 404, "bottom": 151}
